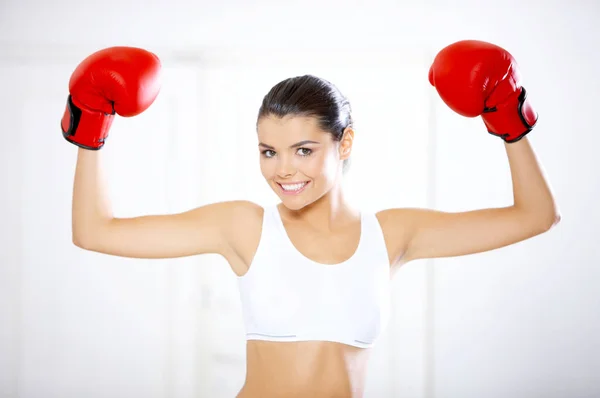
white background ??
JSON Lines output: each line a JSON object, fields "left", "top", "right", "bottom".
{"left": 0, "top": 0, "right": 598, "bottom": 397}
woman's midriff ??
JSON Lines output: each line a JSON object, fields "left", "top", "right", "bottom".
{"left": 236, "top": 340, "right": 371, "bottom": 398}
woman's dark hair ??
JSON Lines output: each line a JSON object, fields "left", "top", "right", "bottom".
{"left": 257, "top": 74, "right": 353, "bottom": 170}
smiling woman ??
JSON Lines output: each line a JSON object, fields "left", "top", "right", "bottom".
{"left": 64, "top": 41, "right": 559, "bottom": 398}
{"left": 256, "top": 75, "right": 355, "bottom": 211}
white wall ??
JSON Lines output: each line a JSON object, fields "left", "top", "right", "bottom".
{"left": 0, "top": 1, "right": 598, "bottom": 397}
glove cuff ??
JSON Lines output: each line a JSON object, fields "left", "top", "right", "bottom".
{"left": 61, "top": 95, "right": 115, "bottom": 150}
{"left": 482, "top": 87, "right": 538, "bottom": 143}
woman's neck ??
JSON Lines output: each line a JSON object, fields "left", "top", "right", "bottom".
{"left": 280, "top": 183, "right": 358, "bottom": 232}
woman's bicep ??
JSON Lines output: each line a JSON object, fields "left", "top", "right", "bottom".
{"left": 74, "top": 200, "right": 260, "bottom": 260}
{"left": 379, "top": 206, "right": 555, "bottom": 266}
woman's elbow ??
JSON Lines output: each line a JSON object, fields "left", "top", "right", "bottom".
{"left": 72, "top": 231, "right": 97, "bottom": 251}
{"left": 538, "top": 209, "right": 562, "bottom": 233}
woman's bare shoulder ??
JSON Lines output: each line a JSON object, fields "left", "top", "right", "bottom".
{"left": 219, "top": 200, "right": 266, "bottom": 275}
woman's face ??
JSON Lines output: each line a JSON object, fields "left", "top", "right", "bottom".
{"left": 257, "top": 115, "right": 350, "bottom": 210}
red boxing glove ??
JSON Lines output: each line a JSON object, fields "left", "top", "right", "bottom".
{"left": 428, "top": 40, "right": 537, "bottom": 143}
{"left": 61, "top": 47, "right": 162, "bottom": 149}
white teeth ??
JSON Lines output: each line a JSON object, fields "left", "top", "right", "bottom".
{"left": 281, "top": 182, "right": 307, "bottom": 191}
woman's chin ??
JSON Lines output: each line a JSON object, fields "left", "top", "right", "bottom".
{"left": 279, "top": 196, "right": 308, "bottom": 211}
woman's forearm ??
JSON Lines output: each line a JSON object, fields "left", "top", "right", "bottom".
{"left": 505, "top": 136, "right": 560, "bottom": 227}
{"left": 71, "top": 148, "right": 114, "bottom": 244}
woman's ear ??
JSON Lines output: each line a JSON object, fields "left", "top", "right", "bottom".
{"left": 339, "top": 127, "right": 354, "bottom": 161}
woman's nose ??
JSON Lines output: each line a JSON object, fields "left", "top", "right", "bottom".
{"left": 276, "top": 158, "right": 295, "bottom": 178}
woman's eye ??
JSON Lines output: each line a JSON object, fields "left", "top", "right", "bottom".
{"left": 262, "top": 150, "right": 276, "bottom": 158}
{"left": 297, "top": 148, "right": 312, "bottom": 156}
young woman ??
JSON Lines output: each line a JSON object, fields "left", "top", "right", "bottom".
{"left": 62, "top": 41, "right": 560, "bottom": 397}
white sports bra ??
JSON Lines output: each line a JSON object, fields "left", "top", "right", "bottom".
{"left": 236, "top": 205, "right": 391, "bottom": 348}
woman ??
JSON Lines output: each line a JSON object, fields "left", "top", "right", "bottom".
{"left": 62, "top": 41, "right": 560, "bottom": 397}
